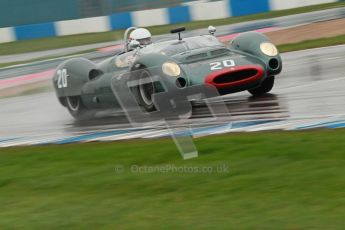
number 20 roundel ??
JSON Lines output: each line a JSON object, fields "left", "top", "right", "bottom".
{"left": 210, "top": 59, "right": 235, "bottom": 71}
{"left": 57, "top": 69, "right": 68, "bottom": 89}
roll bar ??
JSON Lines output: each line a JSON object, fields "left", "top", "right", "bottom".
{"left": 124, "top": 27, "right": 138, "bottom": 52}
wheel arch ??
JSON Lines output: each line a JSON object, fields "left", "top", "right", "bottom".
{"left": 53, "top": 58, "right": 98, "bottom": 99}
{"left": 229, "top": 32, "right": 282, "bottom": 75}
{"left": 131, "top": 53, "right": 172, "bottom": 72}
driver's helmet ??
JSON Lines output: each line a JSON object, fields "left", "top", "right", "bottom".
{"left": 129, "top": 28, "right": 152, "bottom": 46}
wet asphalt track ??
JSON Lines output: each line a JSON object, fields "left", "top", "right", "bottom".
{"left": 1, "top": 45, "right": 345, "bottom": 141}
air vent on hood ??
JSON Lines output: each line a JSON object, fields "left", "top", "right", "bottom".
{"left": 186, "top": 53, "right": 208, "bottom": 61}
{"left": 210, "top": 48, "right": 229, "bottom": 56}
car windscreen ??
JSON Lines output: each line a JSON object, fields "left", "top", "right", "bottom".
{"left": 141, "top": 36, "right": 225, "bottom": 56}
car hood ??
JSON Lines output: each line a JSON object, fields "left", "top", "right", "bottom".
{"left": 176, "top": 49, "right": 266, "bottom": 85}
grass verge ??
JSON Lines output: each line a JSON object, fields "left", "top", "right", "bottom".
{"left": 0, "top": 48, "right": 97, "bottom": 68}
{"left": 0, "top": 85, "right": 52, "bottom": 99}
{"left": 1, "top": 129, "right": 345, "bottom": 229}
{"left": 277, "top": 33, "right": 345, "bottom": 52}
{"left": 0, "top": 2, "right": 344, "bottom": 55}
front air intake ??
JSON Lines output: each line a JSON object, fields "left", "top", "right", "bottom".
{"left": 213, "top": 69, "right": 258, "bottom": 84}
{"left": 205, "top": 65, "right": 264, "bottom": 89}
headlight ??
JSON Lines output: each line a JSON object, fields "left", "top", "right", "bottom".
{"left": 260, "top": 42, "right": 278, "bottom": 56}
{"left": 162, "top": 62, "right": 181, "bottom": 77}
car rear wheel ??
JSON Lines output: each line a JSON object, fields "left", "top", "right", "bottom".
{"left": 66, "top": 96, "right": 95, "bottom": 120}
{"left": 248, "top": 76, "right": 275, "bottom": 97}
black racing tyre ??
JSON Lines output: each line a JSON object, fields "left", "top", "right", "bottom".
{"left": 132, "top": 69, "right": 156, "bottom": 112}
{"left": 249, "top": 76, "right": 275, "bottom": 97}
{"left": 66, "top": 96, "right": 95, "bottom": 120}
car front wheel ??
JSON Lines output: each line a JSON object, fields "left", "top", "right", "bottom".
{"left": 248, "top": 76, "right": 275, "bottom": 96}
{"left": 133, "top": 69, "right": 156, "bottom": 112}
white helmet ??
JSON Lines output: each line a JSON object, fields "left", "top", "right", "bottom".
{"left": 129, "top": 28, "right": 152, "bottom": 46}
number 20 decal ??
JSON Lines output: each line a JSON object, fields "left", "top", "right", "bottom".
{"left": 57, "top": 69, "right": 68, "bottom": 89}
{"left": 210, "top": 59, "right": 235, "bottom": 71}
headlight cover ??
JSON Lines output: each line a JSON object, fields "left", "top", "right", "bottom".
{"left": 162, "top": 62, "right": 181, "bottom": 77}
{"left": 260, "top": 42, "right": 278, "bottom": 57}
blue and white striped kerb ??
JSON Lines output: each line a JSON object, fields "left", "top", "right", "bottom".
{"left": 0, "top": 0, "right": 338, "bottom": 43}
{"left": 1, "top": 117, "right": 345, "bottom": 148}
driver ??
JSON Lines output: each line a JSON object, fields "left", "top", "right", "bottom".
{"left": 129, "top": 28, "right": 152, "bottom": 46}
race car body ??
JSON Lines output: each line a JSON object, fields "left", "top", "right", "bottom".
{"left": 53, "top": 27, "right": 282, "bottom": 119}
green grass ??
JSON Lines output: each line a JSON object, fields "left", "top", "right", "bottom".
{"left": 0, "top": 1, "right": 344, "bottom": 55}
{"left": 0, "top": 56, "right": 61, "bottom": 69}
{"left": 0, "top": 48, "right": 97, "bottom": 68}
{"left": 1, "top": 129, "right": 345, "bottom": 229}
{"left": 0, "top": 85, "right": 52, "bottom": 99}
{"left": 278, "top": 33, "right": 345, "bottom": 52}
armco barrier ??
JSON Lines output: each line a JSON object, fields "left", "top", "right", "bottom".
{"left": 0, "top": 0, "right": 339, "bottom": 43}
